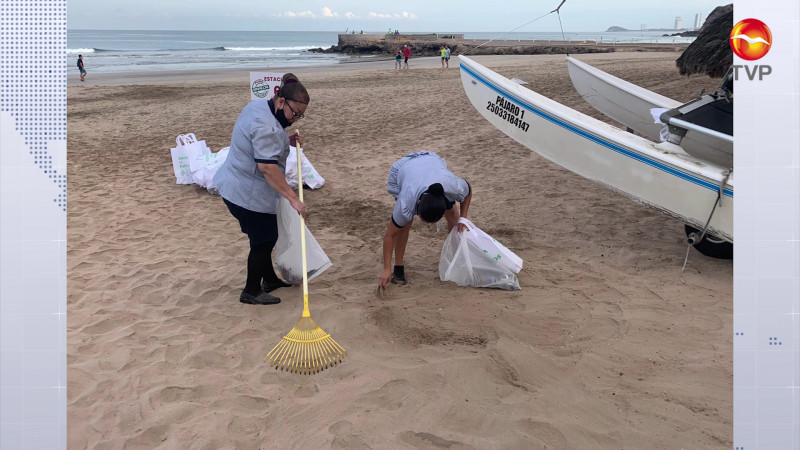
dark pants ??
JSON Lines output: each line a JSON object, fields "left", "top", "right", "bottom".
{"left": 223, "top": 198, "right": 282, "bottom": 293}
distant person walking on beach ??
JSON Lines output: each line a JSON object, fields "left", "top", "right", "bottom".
{"left": 379, "top": 151, "right": 472, "bottom": 288}
{"left": 440, "top": 46, "right": 446, "bottom": 68}
{"left": 395, "top": 48, "right": 403, "bottom": 69}
{"left": 403, "top": 45, "right": 410, "bottom": 69}
{"left": 445, "top": 46, "right": 451, "bottom": 68}
{"left": 212, "top": 73, "right": 310, "bottom": 305}
{"left": 77, "top": 55, "right": 86, "bottom": 81}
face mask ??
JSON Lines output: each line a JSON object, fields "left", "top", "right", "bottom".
{"left": 275, "top": 105, "right": 292, "bottom": 128}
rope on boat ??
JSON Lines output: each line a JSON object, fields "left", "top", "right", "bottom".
{"left": 554, "top": 0, "right": 569, "bottom": 56}
{"left": 680, "top": 169, "right": 732, "bottom": 277}
{"left": 473, "top": 0, "right": 567, "bottom": 49}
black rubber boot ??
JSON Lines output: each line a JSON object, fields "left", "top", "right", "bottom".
{"left": 390, "top": 265, "right": 406, "bottom": 285}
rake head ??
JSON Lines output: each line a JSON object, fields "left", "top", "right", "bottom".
{"left": 265, "top": 316, "right": 346, "bottom": 375}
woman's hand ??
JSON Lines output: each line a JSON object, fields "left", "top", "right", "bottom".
{"left": 379, "top": 267, "right": 392, "bottom": 289}
{"left": 290, "top": 197, "right": 308, "bottom": 220}
{"left": 289, "top": 132, "right": 303, "bottom": 148}
{"left": 457, "top": 222, "right": 467, "bottom": 233}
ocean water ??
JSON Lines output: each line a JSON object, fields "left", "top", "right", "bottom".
{"left": 67, "top": 29, "right": 695, "bottom": 73}
{"left": 67, "top": 30, "right": 347, "bottom": 73}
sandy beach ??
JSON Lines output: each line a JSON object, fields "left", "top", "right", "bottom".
{"left": 67, "top": 52, "right": 732, "bottom": 448}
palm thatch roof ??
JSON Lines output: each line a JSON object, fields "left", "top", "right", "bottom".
{"left": 676, "top": 5, "right": 733, "bottom": 78}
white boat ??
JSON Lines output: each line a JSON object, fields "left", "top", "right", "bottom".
{"left": 566, "top": 56, "right": 733, "bottom": 168}
{"left": 458, "top": 55, "right": 733, "bottom": 247}
{"left": 566, "top": 56, "right": 679, "bottom": 141}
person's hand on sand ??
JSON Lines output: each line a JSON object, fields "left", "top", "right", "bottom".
{"left": 289, "top": 132, "right": 303, "bottom": 148}
{"left": 290, "top": 197, "right": 308, "bottom": 220}
{"left": 379, "top": 268, "right": 392, "bottom": 289}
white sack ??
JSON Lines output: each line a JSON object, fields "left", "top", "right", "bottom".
{"left": 285, "top": 146, "right": 325, "bottom": 189}
{"left": 171, "top": 133, "right": 211, "bottom": 185}
{"left": 274, "top": 197, "right": 333, "bottom": 284}
{"left": 184, "top": 134, "right": 214, "bottom": 186}
{"left": 459, "top": 218, "right": 523, "bottom": 274}
{"left": 439, "top": 218, "right": 522, "bottom": 290}
{"left": 200, "top": 147, "right": 230, "bottom": 195}
{"left": 170, "top": 134, "right": 194, "bottom": 184}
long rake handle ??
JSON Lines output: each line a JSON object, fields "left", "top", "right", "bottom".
{"left": 296, "top": 132, "right": 311, "bottom": 318}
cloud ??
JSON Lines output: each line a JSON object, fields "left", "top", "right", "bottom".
{"left": 322, "top": 7, "right": 338, "bottom": 17}
{"left": 368, "top": 11, "right": 417, "bottom": 20}
{"left": 345, "top": 11, "right": 357, "bottom": 19}
{"left": 277, "top": 10, "right": 316, "bottom": 18}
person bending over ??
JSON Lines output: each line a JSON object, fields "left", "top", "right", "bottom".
{"left": 379, "top": 151, "right": 472, "bottom": 288}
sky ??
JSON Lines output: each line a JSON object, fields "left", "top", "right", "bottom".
{"left": 68, "top": 1, "right": 729, "bottom": 32}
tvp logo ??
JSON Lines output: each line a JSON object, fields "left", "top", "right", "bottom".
{"left": 730, "top": 18, "right": 772, "bottom": 60}
{"left": 730, "top": 19, "right": 773, "bottom": 81}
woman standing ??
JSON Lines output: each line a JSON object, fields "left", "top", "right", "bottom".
{"left": 213, "top": 74, "right": 310, "bottom": 305}
{"left": 379, "top": 151, "right": 472, "bottom": 288}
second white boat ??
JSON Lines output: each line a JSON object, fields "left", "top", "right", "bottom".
{"left": 458, "top": 55, "right": 733, "bottom": 243}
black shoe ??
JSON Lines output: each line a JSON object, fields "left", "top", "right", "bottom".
{"left": 390, "top": 266, "right": 406, "bottom": 285}
{"left": 240, "top": 290, "right": 281, "bottom": 305}
{"left": 261, "top": 279, "right": 293, "bottom": 293}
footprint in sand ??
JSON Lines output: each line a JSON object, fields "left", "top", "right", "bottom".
{"left": 294, "top": 381, "right": 319, "bottom": 398}
{"left": 329, "top": 421, "right": 371, "bottom": 449}
{"left": 396, "top": 431, "right": 475, "bottom": 449}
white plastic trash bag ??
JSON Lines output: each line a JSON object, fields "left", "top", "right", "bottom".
{"left": 199, "top": 147, "right": 230, "bottom": 195}
{"left": 274, "top": 197, "right": 333, "bottom": 284}
{"left": 170, "top": 135, "right": 193, "bottom": 185}
{"left": 171, "top": 133, "right": 211, "bottom": 185}
{"left": 285, "top": 146, "right": 325, "bottom": 189}
{"left": 460, "top": 218, "right": 523, "bottom": 274}
{"left": 184, "top": 134, "right": 213, "bottom": 185}
{"left": 439, "top": 218, "right": 522, "bottom": 290}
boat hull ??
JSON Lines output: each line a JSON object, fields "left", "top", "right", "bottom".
{"left": 567, "top": 56, "right": 733, "bottom": 168}
{"left": 458, "top": 55, "right": 733, "bottom": 242}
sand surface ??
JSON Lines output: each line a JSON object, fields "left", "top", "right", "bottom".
{"left": 68, "top": 52, "right": 732, "bottom": 449}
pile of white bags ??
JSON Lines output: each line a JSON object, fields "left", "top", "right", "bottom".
{"left": 285, "top": 146, "right": 325, "bottom": 189}
{"left": 170, "top": 133, "right": 230, "bottom": 194}
{"left": 274, "top": 197, "right": 333, "bottom": 283}
{"left": 170, "top": 135, "right": 324, "bottom": 194}
{"left": 439, "top": 218, "right": 523, "bottom": 290}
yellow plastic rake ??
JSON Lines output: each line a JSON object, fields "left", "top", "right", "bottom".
{"left": 265, "top": 134, "right": 346, "bottom": 375}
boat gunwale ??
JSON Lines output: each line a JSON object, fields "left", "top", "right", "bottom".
{"left": 566, "top": 56, "right": 682, "bottom": 109}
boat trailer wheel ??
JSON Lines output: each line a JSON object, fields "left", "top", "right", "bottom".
{"left": 684, "top": 225, "right": 733, "bottom": 259}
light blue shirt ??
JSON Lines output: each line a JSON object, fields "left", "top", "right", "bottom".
{"left": 388, "top": 151, "right": 470, "bottom": 227}
{"left": 213, "top": 99, "right": 289, "bottom": 213}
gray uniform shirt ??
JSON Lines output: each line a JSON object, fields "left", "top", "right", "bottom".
{"left": 213, "top": 99, "right": 289, "bottom": 213}
{"left": 387, "top": 151, "right": 470, "bottom": 227}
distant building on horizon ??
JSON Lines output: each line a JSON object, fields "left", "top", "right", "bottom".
{"left": 694, "top": 13, "right": 703, "bottom": 29}
{"left": 674, "top": 16, "right": 683, "bottom": 30}
{"left": 640, "top": 24, "right": 647, "bottom": 30}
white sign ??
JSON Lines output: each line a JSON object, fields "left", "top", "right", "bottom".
{"left": 250, "top": 72, "right": 283, "bottom": 101}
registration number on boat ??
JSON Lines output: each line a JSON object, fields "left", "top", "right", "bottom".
{"left": 486, "top": 96, "right": 529, "bottom": 132}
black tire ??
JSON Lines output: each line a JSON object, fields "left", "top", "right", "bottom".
{"left": 684, "top": 225, "right": 733, "bottom": 259}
